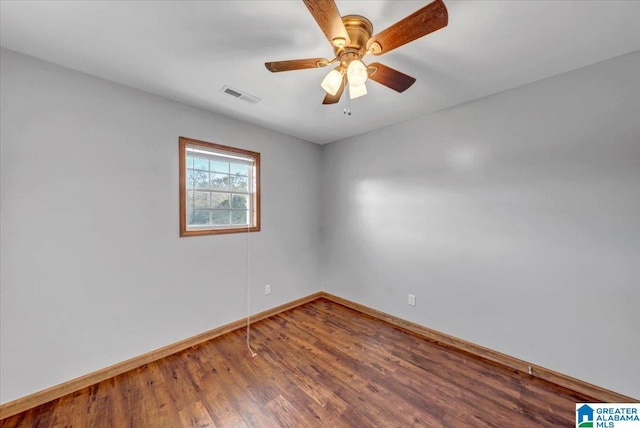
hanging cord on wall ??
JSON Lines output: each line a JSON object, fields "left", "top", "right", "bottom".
{"left": 245, "top": 160, "right": 257, "bottom": 358}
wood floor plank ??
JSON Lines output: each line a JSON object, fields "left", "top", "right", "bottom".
{"left": 257, "top": 312, "right": 465, "bottom": 427}
{"left": 1, "top": 298, "right": 595, "bottom": 427}
{"left": 275, "top": 305, "right": 505, "bottom": 425}
{"left": 305, "top": 300, "right": 590, "bottom": 426}
{"left": 201, "top": 390, "right": 247, "bottom": 428}
{"left": 178, "top": 400, "right": 216, "bottom": 428}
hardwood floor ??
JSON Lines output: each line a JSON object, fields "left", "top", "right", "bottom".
{"left": 1, "top": 298, "right": 594, "bottom": 427}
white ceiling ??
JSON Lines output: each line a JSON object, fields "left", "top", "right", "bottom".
{"left": 2, "top": 1, "right": 640, "bottom": 144}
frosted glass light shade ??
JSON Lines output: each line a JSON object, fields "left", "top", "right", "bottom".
{"left": 321, "top": 69, "right": 343, "bottom": 96}
{"left": 349, "top": 83, "right": 367, "bottom": 99}
{"left": 347, "top": 60, "right": 368, "bottom": 86}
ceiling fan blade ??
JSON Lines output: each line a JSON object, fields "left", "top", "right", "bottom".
{"left": 367, "top": 0, "right": 448, "bottom": 55}
{"left": 367, "top": 62, "right": 416, "bottom": 93}
{"left": 303, "top": 0, "right": 351, "bottom": 47}
{"left": 322, "top": 75, "right": 346, "bottom": 104}
{"left": 265, "top": 58, "right": 329, "bottom": 72}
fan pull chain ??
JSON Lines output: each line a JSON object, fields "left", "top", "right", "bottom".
{"left": 344, "top": 86, "right": 352, "bottom": 116}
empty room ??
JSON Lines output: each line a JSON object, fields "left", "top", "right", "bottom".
{"left": 1, "top": 0, "right": 639, "bottom": 426}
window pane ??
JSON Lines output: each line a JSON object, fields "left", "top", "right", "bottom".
{"left": 210, "top": 173, "right": 229, "bottom": 190}
{"left": 211, "top": 193, "right": 230, "bottom": 208}
{"left": 231, "top": 175, "right": 249, "bottom": 191}
{"left": 187, "top": 170, "right": 195, "bottom": 187}
{"left": 191, "top": 191, "right": 210, "bottom": 209}
{"left": 187, "top": 169, "right": 209, "bottom": 188}
{"left": 230, "top": 163, "right": 249, "bottom": 176}
{"left": 186, "top": 156, "right": 194, "bottom": 169}
{"left": 190, "top": 210, "right": 210, "bottom": 225}
{"left": 212, "top": 210, "right": 230, "bottom": 225}
{"left": 231, "top": 194, "right": 248, "bottom": 209}
{"left": 231, "top": 210, "right": 248, "bottom": 225}
{"left": 210, "top": 160, "right": 229, "bottom": 173}
{"left": 193, "top": 158, "right": 209, "bottom": 170}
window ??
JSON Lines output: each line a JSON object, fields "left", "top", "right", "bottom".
{"left": 179, "top": 137, "right": 260, "bottom": 236}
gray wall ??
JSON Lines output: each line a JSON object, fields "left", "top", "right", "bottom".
{"left": 0, "top": 49, "right": 322, "bottom": 403}
{"left": 321, "top": 50, "right": 640, "bottom": 398}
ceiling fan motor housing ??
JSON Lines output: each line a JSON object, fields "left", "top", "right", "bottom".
{"left": 336, "top": 15, "right": 373, "bottom": 67}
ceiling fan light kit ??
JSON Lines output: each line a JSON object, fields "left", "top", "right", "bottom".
{"left": 321, "top": 69, "right": 343, "bottom": 96}
{"left": 265, "top": 0, "right": 448, "bottom": 105}
{"left": 346, "top": 59, "right": 368, "bottom": 86}
{"left": 348, "top": 83, "right": 367, "bottom": 99}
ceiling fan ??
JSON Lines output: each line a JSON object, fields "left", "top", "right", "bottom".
{"left": 265, "top": 0, "right": 448, "bottom": 104}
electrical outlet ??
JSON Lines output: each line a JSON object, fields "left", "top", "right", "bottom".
{"left": 408, "top": 294, "right": 416, "bottom": 306}
{"left": 265, "top": 284, "right": 271, "bottom": 295}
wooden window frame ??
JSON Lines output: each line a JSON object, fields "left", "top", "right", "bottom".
{"left": 179, "top": 136, "right": 261, "bottom": 237}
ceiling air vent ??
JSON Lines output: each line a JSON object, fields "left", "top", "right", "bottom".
{"left": 220, "top": 85, "right": 261, "bottom": 104}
